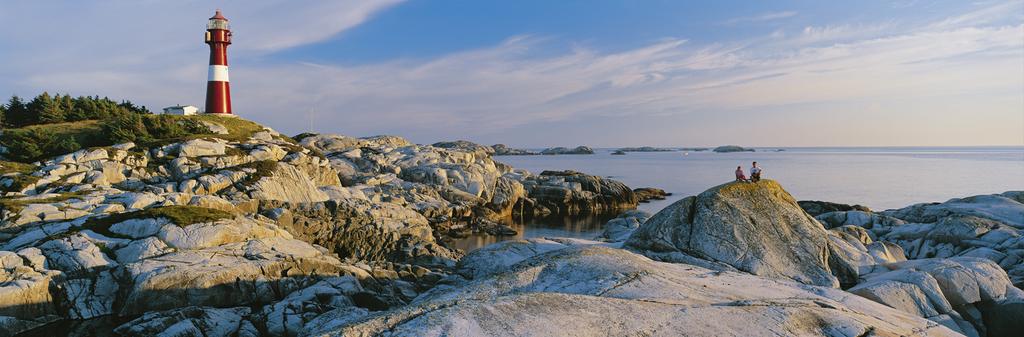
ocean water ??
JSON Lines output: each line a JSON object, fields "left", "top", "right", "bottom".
{"left": 450, "top": 147, "right": 1024, "bottom": 251}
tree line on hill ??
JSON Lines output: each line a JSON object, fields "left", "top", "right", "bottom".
{"left": 0, "top": 92, "right": 148, "bottom": 128}
{"left": 1, "top": 92, "right": 208, "bottom": 163}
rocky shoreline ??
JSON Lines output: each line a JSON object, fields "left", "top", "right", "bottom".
{"left": 0, "top": 117, "right": 1020, "bottom": 336}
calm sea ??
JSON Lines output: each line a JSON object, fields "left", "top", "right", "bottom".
{"left": 451, "top": 147, "right": 1024, "bottom": 251}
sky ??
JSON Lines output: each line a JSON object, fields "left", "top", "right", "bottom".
{"left": 0, "top": 0, "right": 1021, "bottom": 147}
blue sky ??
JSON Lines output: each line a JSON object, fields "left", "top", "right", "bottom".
{"left": 0, "top": 1, "right": 1021, "bottom": 147}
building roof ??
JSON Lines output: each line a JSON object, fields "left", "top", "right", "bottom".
{"left": 210, "top": 9, "right": 228, "bottom": 21}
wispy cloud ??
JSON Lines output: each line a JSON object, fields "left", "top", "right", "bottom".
{"left": 222, "top": 20, "right": 1020, "bottom": 144}
{"left": 0, "top": 2, "right": 1021, "bottom": 146}
{"left": 723, "top": 11, "right": 798, "bottom": 25}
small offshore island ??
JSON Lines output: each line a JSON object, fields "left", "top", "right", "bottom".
{"left": 0, "top": 113, "right": 1020, "bottom": 336}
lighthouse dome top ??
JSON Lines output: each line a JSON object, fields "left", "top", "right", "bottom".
{"left": 209, "top": 10, "right": 228, "bottom": 21}
{"left": 208, "top": 10, "right": 230, "bottom": 30}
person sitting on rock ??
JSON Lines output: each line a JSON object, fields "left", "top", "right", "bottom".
{"left": 735, "top": 166, "right": 748, "bottom": 182}
{"left": 750, "top": 162, "right": 762, "bottom": 182}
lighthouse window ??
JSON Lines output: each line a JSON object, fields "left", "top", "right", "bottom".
{"left": 207, "top": 20, "right": 229, "bottom": 30}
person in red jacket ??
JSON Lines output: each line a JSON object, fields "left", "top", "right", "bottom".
{"left": 735, "top": 166, "right": 748, "bottom": 182}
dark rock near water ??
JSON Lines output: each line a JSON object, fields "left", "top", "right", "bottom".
{"left": 491, "top": 144, "right": 539, "bottom": 156}
{"left": 431, "top": 140, "right": 495, "bottom": 155}
{"left": 633, "top": 187, "right": 670, "bottom": 202}
{"left": 799, "top": 200, "right": 872, "bottom": 216}
{"left": 470, "top": 218, "right": 518, "bottom": 236}
{"left": 611, "top": 150, "right": 626, "bottom": 155}
{"left": 521, "top": 170, "right": 638, "bottom": 217}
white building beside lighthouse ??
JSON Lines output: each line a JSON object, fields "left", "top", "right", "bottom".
{"left": 162, "top": 105, "right": 199, "bottom": 115}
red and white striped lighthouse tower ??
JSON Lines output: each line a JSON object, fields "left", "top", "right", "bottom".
{"left": 204, "top": 10, "right": 232, "bottom": 114}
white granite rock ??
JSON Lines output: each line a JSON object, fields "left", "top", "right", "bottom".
{"left": 115, "top": 306, "right": 258, "bottom": 337}
{"left": 177, "top": 139, "right": 227, "bottom": 158}
{"left": 246, "top": 163, "right": 329, "bottom": 203}
{"left": 600, "top": 210, "right": 649, "bottom": 243}
{"left": 259, "top": 276, "right": 362, "bottom": 337}
{"left": 38, "top": 234, "right": 117, "bottom": 272}
{"left": 115, "top": 237, "right": 171, "bottom": 264}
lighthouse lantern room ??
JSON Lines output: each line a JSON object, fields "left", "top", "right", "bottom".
{"left": 204, "top": 10, "right": 232, "bottom": 114}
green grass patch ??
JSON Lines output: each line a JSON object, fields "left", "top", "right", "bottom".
{"left": 0, "top": 191, "right": 89, "bottom": 214}
{"left": 233, "top": 160, "right": 278, "bottom": 187}
{"left": 2, "top": 115, "right": 280, "bottom": 163}
{"left": 94, "top": 242, "right": 116, "bottom": 258}
{"left": 0, "top": 161, "right": 37, "bottom": 175}
{"left": 224, "top": 146, "right": 247, "bottom": 157}
{"left": 81, "top": 205, "right": 234, "bottom": 235}
{"left": 15, "top": 120, "right": 107, "bottom": 148}
{"left": 1, "top": 174, "right": 41, "bottom": 193}
{"left": 103, "top": 205, "right": 234, "bottom": 227}
{"left": 131, "top": 115, "right": 271, "bottom": 148}
{"left": 44, "top": 205, "right": 234, "bottom": 242}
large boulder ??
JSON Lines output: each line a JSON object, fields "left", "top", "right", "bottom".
{"left": 246, "top": 163, "right": 330, "bottom": 203}
{"left": 522, "top": 170, "right": 638, "bottom": 217}
{"left": 176, "top": 139, "right": 227, "bottom": 158}
{"left": 850, "top": 257, "right": 1024, "bottom": 336}
{"left": 799, "top": 200, "right": 871, "bottom": 217}
{"left": 626, "top": 180, "right": 839, "bottom": 287}
{"left": 306, "top": 245, "right": 958, "bottom": 337}
{"left": 258, "top": 199, "right": 460, "bottom": 267}
{"left": 119, "top": 236, "right": 347, "bottom": 315}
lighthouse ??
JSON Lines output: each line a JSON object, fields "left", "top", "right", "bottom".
{"left": 204, "top": 10, "right": 232, "bottom": 114}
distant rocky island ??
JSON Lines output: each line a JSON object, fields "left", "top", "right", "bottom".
{"left": 0, "top": 115, "right": 1021, "bottom": 336}
{"left": 615, "top": 147, "right": 711, "bottom": 153}
{"left": 490, "top": 144, "right": 595, "bottom": 156}
{"left": 713, "top": 145, "right": 755, "bottom": 152}
{"left": 615, "top": 146, "right": 676, "bottom": 152}
{"left": 541, "top": 146, "right": 594, "bottom": 155}
{"left": 491, "top": 143, "right": 539, "bottom": 156}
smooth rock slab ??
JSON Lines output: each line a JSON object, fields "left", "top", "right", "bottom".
{"left": 310, "top": 245, "right": 957, "bottom": 337}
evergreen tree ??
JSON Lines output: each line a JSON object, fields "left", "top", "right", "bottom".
{"left": 37, "top": 92, "right": 65, "bottom": 124}
{"left": 0, "top": 129, "right": 47, "bottom": 161}
{"left": 5, "top": 95, "right": 29, "bottom": 127}
{"left": 103, "top": 112, "right": 150, "bottom": 143}
{"left": 0, "top": 102, "right": 5, "bottom": 128}
{"left": 26, "top": 92, "right": 63, "bottom": 125}
{"left": 59, "top": 94, "right": 74, "bottom": 118}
